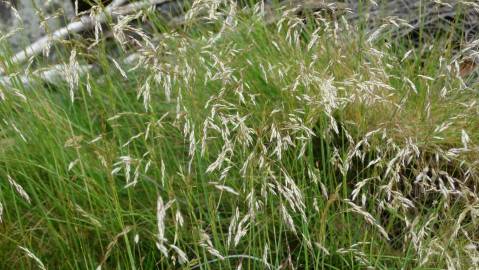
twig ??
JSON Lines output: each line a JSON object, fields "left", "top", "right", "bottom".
{"left": 3, "top": 0, "right": 172, "bottom": 73}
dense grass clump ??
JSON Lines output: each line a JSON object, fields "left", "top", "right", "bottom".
{"left": 0, "top": 2, "right": 478, "bottom": 269}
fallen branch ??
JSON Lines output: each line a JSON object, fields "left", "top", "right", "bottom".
{"left": 0, "top": 64, "right": 93, "bottom": 87}
{"left": 2, "top": 0, "right": 173, "bottom": 73}
{"left": 108, "top": 0, "right": 129, "bottom": 10}
{"left": 0, "top": 48, "right": 146, "bottom": 87}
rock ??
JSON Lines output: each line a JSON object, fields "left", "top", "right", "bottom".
{"left": 0, "top": 0, "right": 74, "bottom": 52}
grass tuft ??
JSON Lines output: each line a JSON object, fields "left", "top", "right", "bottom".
{"left": 0, "top": 1, "right": 478, "bottom": 269}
